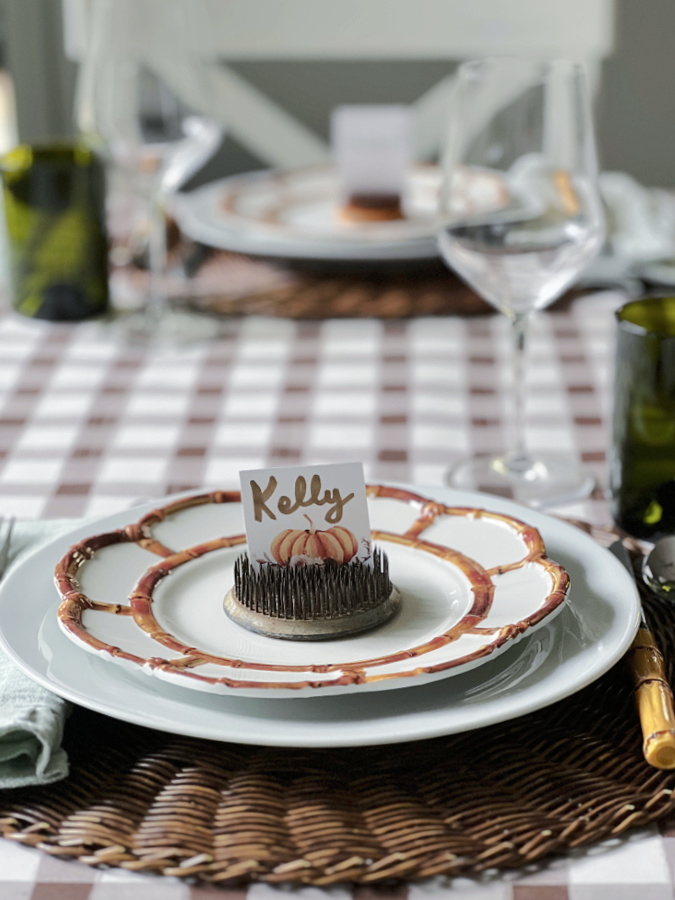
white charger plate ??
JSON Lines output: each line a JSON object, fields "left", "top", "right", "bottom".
{"left": 53, "top": 486, "right": 569, "bottom": 697}
{"left": 174, "top": 165, "right": 442, "bottom": 261}
{"left": 0, "top": 486, "right": 640, "bottom": 747}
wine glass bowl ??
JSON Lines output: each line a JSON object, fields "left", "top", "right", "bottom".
{"left": 76, "top": 0, "right": 224, "bottom": 339}
{"left": 437, "top": 57, "right": 606, "bottom": 506}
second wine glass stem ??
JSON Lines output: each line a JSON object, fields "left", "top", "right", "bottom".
{"left": 147, "top": 192, "right": 168, "bottom": 322}
{"left": 508, "top": 312, "right": 531, "bottom": 474}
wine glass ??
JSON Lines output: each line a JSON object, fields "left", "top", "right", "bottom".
{"left": 76, "top": 0, "right": 224, "bottom": 340}
{"left": 437, "top": 57, "right": 606, "bottom": 507}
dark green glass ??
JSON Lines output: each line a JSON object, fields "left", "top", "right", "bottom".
{"left": 610, "top": 296, "right": 675, "bottom": 538}
{"left": 0, "top": 143, "right": 109, "bottom": 321}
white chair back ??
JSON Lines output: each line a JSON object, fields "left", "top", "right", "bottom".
{"left": 63, "top": 0, "right": 615, "bottom": 167}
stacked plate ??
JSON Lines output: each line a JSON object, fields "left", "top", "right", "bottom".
{"left": 174, "top": 164, "right": 442, "bottom": 262}
{"left": 0, "top": 485, "right": 640, "bottom": 747}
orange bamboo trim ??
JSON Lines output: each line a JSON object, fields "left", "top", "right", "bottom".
{"left": 367, "top": 484, "right": 547, "bottom": 558}
{"left": 54, "top": 486, "right": 569, "bottom": 692}
{"left": 127, "top": 530, "right": 494, "bottom": 681}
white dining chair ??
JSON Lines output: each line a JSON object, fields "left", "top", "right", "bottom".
{"left": 62, "top": 0, "right": 615, "bottom": 168}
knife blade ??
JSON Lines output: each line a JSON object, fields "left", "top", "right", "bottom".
{"left": 609, "top": 539, "right": 675, "bottom": 769}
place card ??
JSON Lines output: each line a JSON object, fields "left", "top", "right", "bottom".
{"left": 331, "top": 104, "right": 412, "bottom": 202}
{"left": 239, "top": 462, "right": 372, "bottom": 570}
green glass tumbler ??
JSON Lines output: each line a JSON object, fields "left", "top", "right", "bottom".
{"left": 0, "top": 143, "right": 109, "bottom": 321}
{"left": 610, "top": 296, "right": 675, "bottom": 538}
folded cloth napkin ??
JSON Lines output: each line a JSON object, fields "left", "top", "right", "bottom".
{"left": 579, "top": 172, "right": 675, "bottom": 293}
{"left": 0, "top": 519, "right": 83, "bottom": 790}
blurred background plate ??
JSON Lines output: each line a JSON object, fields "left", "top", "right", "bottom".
{"left": 174, "top": 164, "right": 442, "bottom": 261}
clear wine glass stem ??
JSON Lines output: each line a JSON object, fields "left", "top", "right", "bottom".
{"left": 508, "top": 311, "right": 531, "bottom": 474}
{"left": 146, "top": 190, "right": 168, "bottom": 325}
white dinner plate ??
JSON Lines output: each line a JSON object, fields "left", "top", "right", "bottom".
{"left": 0, "top": 486, "right": 640, "bottom": 747}
{"left": 174, "top": 165, "right": 442, "bottom": 261}
{"left": 52, "top": 486, "right": 569, "bottom": 697}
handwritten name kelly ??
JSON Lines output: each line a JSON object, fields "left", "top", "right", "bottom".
{"left": 250, "top": 475, "right": 354, "bottom": 524}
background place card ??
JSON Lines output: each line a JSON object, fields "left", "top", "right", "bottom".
{"left": 331, "top": 104, "right": 412, "bottom": 201}
{"left": 239, "top": 462, "right": 372, "bottom": 570}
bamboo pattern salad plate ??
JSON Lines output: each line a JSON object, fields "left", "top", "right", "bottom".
{"left": 53, "top": 486, "right": 569, "bottom": 697}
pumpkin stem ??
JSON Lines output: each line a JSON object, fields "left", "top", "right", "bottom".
{"left": 303, "top": 513, "right": 315, "bottom": 534}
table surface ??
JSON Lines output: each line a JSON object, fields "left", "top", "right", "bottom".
{"left": 2, "top": 287, "right": 675, "bottom": 900}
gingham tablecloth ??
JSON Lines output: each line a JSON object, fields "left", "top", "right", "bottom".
{"left": 3, "top": 289, "right": 675, "bottom": 900}
{"left": 0, "top": 293, "right": 615, "bottom": 523}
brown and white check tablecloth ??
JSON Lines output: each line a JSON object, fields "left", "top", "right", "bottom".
{"left": 0, "top": 291, "right": 615, "bottom": 524}
{"left": 4, "top": 288, "right": 675, "bottom": 900}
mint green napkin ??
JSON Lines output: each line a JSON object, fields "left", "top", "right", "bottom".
{"left": 0, "top": 519, "right": 81, "bottom": 789}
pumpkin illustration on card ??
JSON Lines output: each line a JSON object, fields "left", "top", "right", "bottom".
{"left": 270, "top": 516, "right": 359, "bottom": 566}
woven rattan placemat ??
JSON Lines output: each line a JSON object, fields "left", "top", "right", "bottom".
{"left": 176, "top": 248, "right": 494, "bottom": 318}
{"left": 2, "top": 541, "right": 674, "bottom": 887}
{"left": 121, "top": 247, "right": 586, "bottom": 319}
{"left": 190, "top": 266, "right": 491, "bottom": 319}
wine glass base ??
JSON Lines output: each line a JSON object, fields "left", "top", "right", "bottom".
{"left": 446, "top": 452, "right": 595, "bottom": 509}
{"left": 118, "top": 304, "right": 222, "bottom": 344}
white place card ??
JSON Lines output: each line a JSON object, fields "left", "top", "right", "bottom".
{"left": 331, "top": 104, "right": 412, "bottom": 200}
{"left": 239, "top": 462, "right": 372, "bottom": 570}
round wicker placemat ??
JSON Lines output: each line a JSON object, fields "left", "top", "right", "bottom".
{"left": 121, "top": 246, "right": 586, "bottom": 320}
{"left": 180, "top": 250, "right": 585, "bottom": 320}
{"left": 1, "top": 546, "right": 674, "bottom": 887}
{"left": 189, "top": 265, "right": 492, "bottom": 318}
{"left": 178, "top": 248, "right": 494, "bottom": 318}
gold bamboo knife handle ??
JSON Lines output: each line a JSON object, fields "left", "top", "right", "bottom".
{"left": 628, "top": 626, "right": 675, "bottom": 769}
{"left": 609, "top": 539, "right": 675, "bottom": 768}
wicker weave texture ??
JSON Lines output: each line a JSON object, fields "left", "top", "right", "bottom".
{"left": 2, "top": 552, "right": 674, "bottom": 886}
{"left": 184, "top": 252, "right": 493, "bottom": 319}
